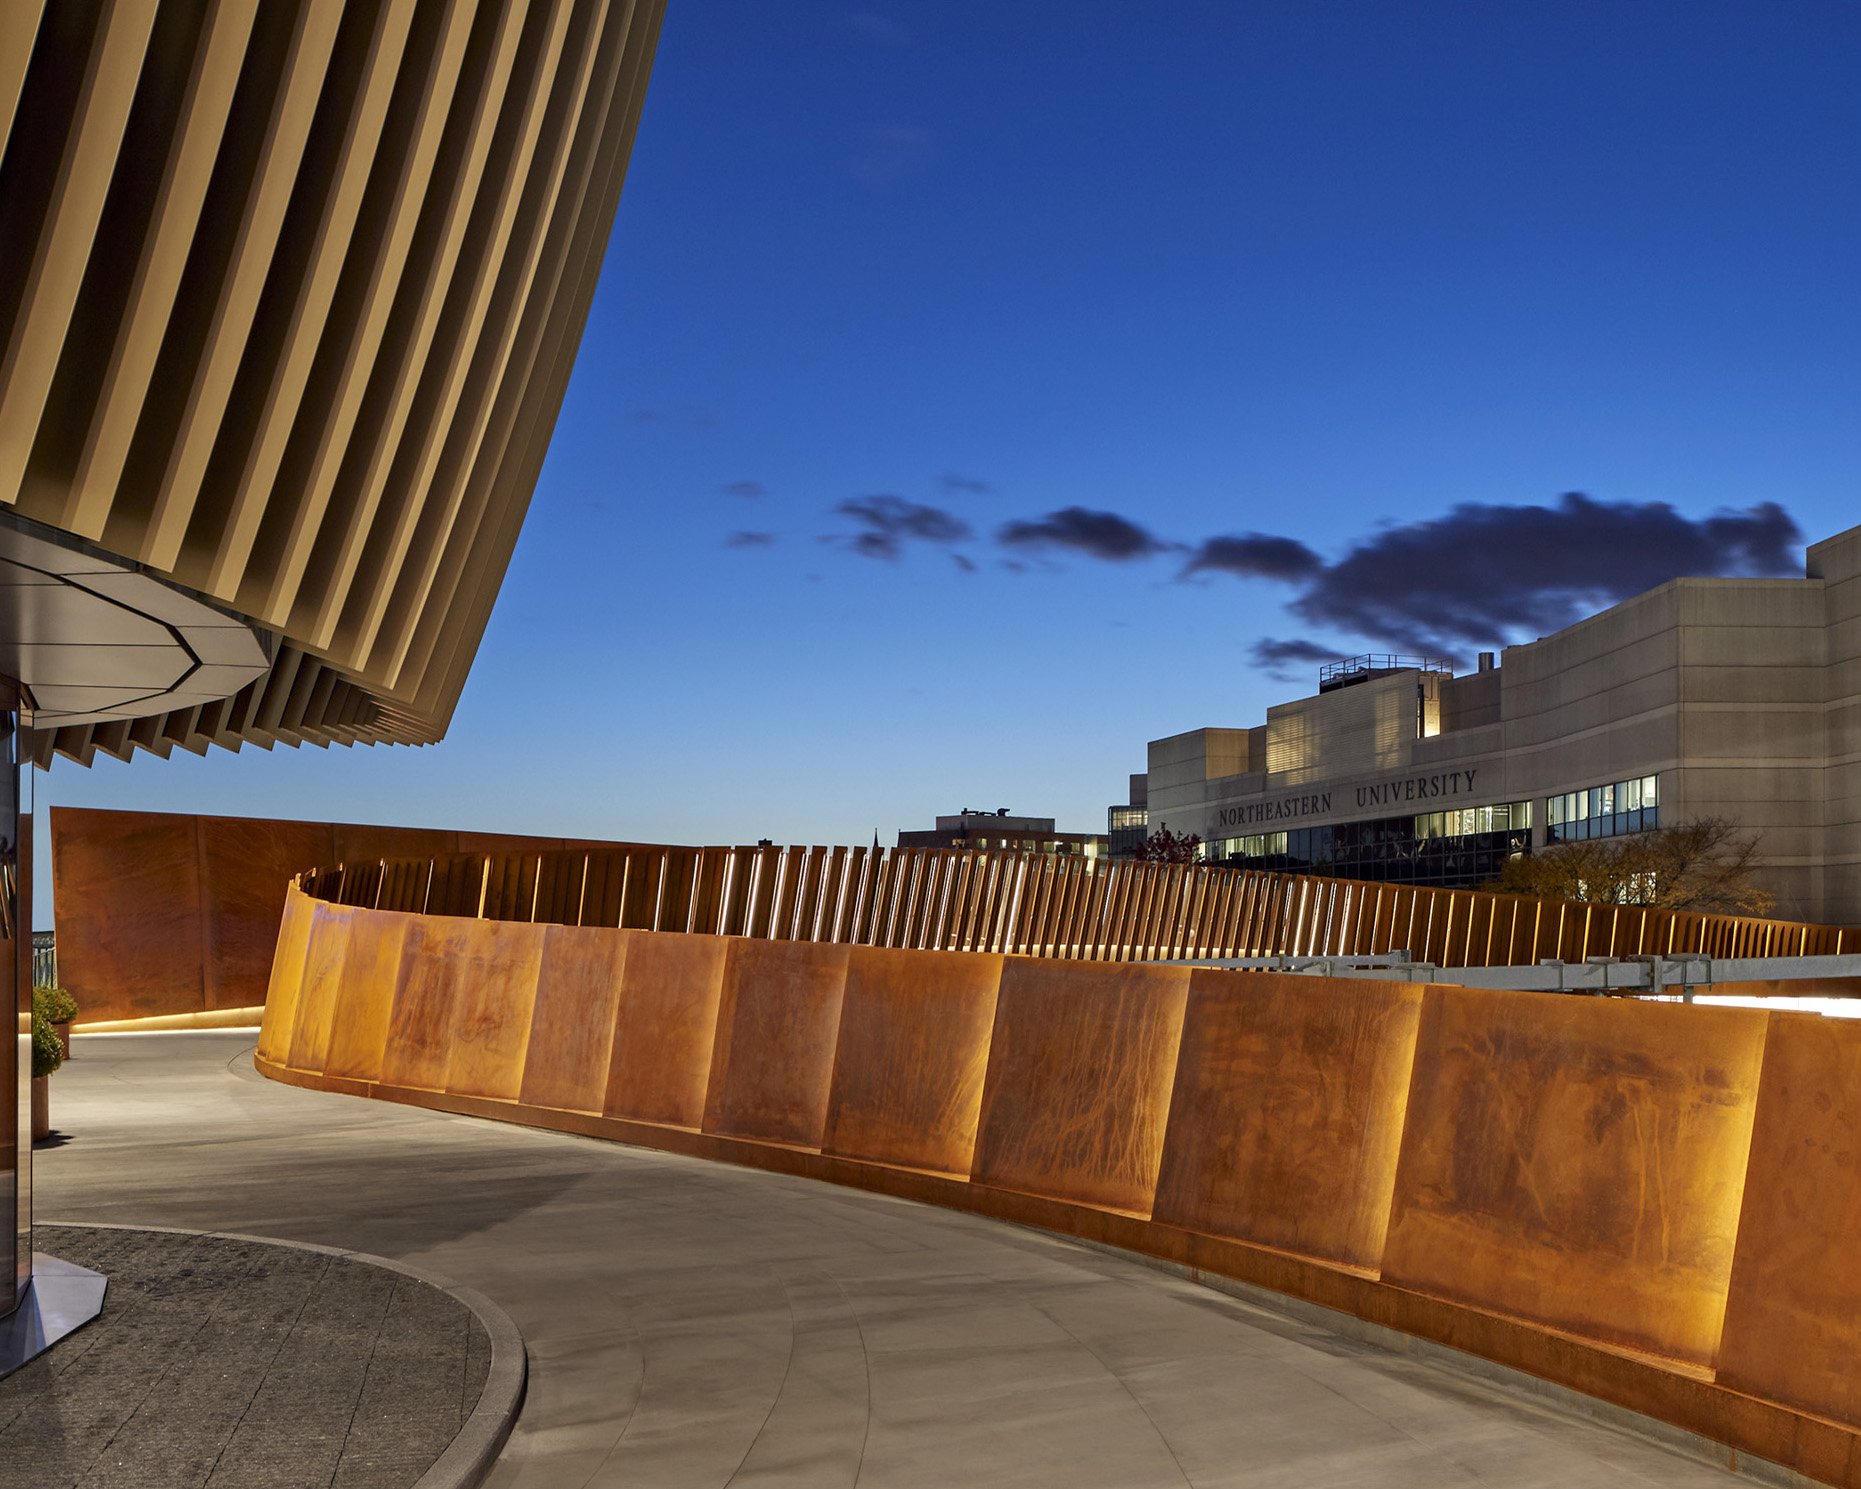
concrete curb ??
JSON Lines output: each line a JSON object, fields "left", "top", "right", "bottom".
{"left": 41, "top": 1220, "right": 526, "bottom": 1489}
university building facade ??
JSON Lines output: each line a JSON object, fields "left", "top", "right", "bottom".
{"left": 1136, "top": 523, "right": 1861, "bottom": 924}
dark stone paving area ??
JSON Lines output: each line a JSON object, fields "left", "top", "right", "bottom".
{"left": 0, "top": 1226, "right": 491, "bottom": 1489}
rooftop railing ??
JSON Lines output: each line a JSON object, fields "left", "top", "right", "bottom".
{"left": 1317, "top": 653, "right": 1455, "bottom": 686}
{"left": 294, "top": 843, "right": 1859, "bottom": 969}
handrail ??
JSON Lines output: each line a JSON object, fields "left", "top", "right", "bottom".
{"left": 292, "top": 844, "right": 1861, "bottom": 968}
{"left": 1318, "top": 652, "right": 1453, "bottom": 684}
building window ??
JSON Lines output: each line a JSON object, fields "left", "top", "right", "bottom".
{"left": 1216, "top": 802, "right": 1534, "bottom": 889}
{"left": 1415, "top": 801, "right": 1532, "bottom": 839}
{"left": 1546, "top": 775, "right": 1659, "bottom": 842}
{"left": 1108, "top": 806, "right": 1149, "bottom": 858}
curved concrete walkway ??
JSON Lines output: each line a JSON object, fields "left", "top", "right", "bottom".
{"left": 36, "top": 1034, "right": 1752, "bottom": 1488}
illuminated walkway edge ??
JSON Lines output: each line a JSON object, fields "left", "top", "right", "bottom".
{"left": 44, "top": 1034, "right": 1753, "bottom": 1488}
{"left": 259, "top": 883, "right": 1861, "bottom": 1489}
{"left": 252, "top": 1048, "right": 1841, "bottom": 1486}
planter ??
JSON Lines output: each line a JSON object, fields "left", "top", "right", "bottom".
{"left": 54, "top": 1020, "right": 71, "bottom": 1061}
{"left": 31, "top": 1075, "right": 47, "bottom": 1142}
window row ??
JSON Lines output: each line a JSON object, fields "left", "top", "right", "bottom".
{"left": 1415, "top": 801, "right": 1532, "bottom": 839}
{"left": 1216, "top": 811, "right": 1532, "bottom": 890}
{"left": 1222, "top": 799, "right": 1534, "bottom": 864}
{"left": 1546, "top": 776, "right": 1659, "bottom": 842}
{"left": 1211, "top": 776, "right": 1665, "bottom": 884}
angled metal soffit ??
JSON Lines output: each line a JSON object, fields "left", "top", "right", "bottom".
{"left": 0, "top": 0, "right": 666, "bottom": 766}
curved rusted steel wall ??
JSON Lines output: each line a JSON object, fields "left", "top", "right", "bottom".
{"left": 59, "top": 809, "right": 1861, "bottom": 1027}
{"left": 300, "top": 841, "right": 1861, "bottom": 966}
{"left": 47, "top": 805, "right": 681, "bottom": 1023}
{"left": 263, "top": 880, "right": 1861, "bottom": 1487}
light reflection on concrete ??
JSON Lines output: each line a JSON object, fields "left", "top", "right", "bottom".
{"left": 31, "top": 1032, "right": 1768, "bottom": 1488}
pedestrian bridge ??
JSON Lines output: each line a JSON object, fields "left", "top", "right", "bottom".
{"left": 259, "top": 860, "right": 1861, "bottom": 1489}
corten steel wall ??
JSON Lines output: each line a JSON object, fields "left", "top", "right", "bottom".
{"left": 260, "top": 882, "right": 1861, "bottom": 1488}
{"left": 300, "top": 840, "right": 1861, "bottom": 965}
{"left": 65, "top": 806, "right": 1857, "bottom": 1025}
{"left": 48, "top": 806, "right": 650, "bottom": 1022}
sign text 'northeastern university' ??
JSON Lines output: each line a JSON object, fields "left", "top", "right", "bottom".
{"left": 1213, "top": 769, "right": 1482, "bottom": 831}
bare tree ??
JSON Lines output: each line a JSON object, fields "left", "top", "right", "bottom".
{"left": 1487, "top": 816, "right": 1773, "bottom": 915}
{"left": 1134, "top": 827, "right": 1202, "bottom": 864}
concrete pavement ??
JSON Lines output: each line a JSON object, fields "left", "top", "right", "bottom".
{"left": 34, "top": 1033, "right": 1768, "bottom": 1488}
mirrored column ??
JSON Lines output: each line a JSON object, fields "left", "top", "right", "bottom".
{"left": 0, "top": 695, "right": 20, "bottom": 1316}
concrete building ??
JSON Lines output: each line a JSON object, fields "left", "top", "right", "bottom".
{"left": 0, "top": 0, "right": 664, "bottom": 1333}
{"left": 1106, "top": 772, "right": 1148, "bottom": 858}
{"left": 1135, "top": 523, "right": 1861, "bottom": 924}
{"left": 899, "top": 809, "right": 1107, "bottom": 857}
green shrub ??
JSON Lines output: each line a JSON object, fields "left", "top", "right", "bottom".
{"left": 33, "top": 985, "right": 77, "bottom": 1024}
{"left": 31, "top": 1011, "right": 62, "bottom": 1079}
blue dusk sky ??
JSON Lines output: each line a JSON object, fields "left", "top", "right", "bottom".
{"left": 40, "top": 0, "right": 1861, "bottom": 878}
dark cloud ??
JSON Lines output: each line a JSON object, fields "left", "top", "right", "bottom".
{"left": 1291, "top": 493, "right": 1800, "bottom": 652}
{"left": 724, "top": 531, "right": 775, "bottom": 549}
{"left": 941, "top": 474, "right": 991, "bottom": 494}
{"left": 722, "top": 480, "right": 766, "bottom": 498}
{"left": 832, "top": 495, "right": 973, "bottom": 560}
{"left": 996, "top": 506, "right": 1170, "bottom": 562}
{"left": 1181, "top": 533, "right": 1323, "bottom": 583}
{"left": 1249, "top": 637, "right": 1339, "bottom": 673}
{"left": 951, "top": 553, "right": 977, "bottom": 574}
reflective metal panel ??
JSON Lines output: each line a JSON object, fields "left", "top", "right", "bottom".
{"left": 1, "top": 705, "right": 22, "bottom": 1313}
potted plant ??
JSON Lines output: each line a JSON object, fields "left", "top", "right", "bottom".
{"left": 35, "top": 984, "right": 78, "bottom": 1061}
{"left": 30, "top": 994, "right": 63, "bottom": 1141}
